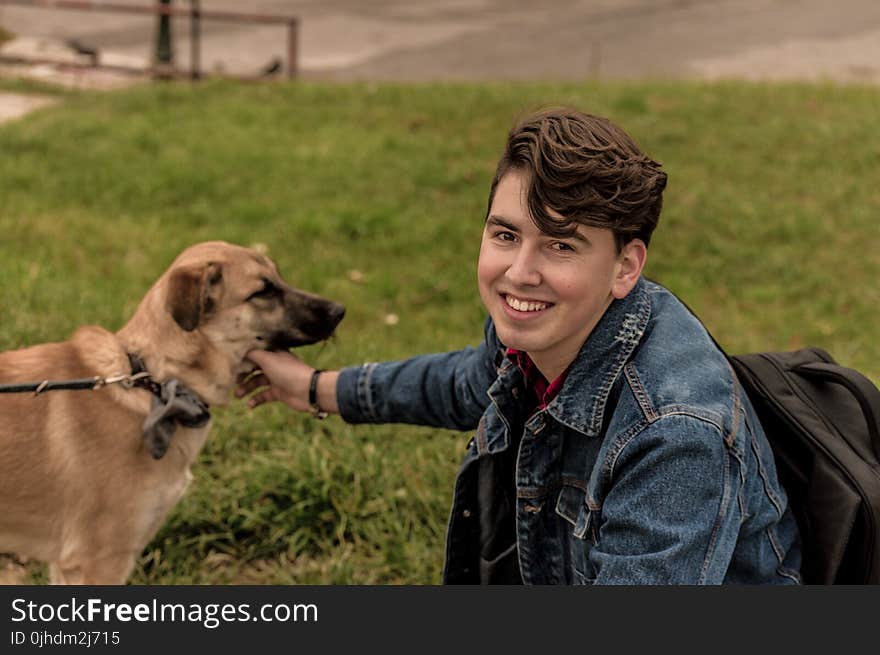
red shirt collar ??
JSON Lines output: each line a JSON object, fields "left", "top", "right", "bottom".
{"left": 506, "top": 348, "right": 570, "bottom": 411}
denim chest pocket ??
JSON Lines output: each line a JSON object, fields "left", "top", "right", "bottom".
{"left": 554, "top": 484, "right": 598, "bottom": 584}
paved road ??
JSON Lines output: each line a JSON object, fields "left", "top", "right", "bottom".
{"left": 1, "top": 0, "right": 880, "bottom": 82}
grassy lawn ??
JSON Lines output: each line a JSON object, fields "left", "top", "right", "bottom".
{"left": 1, "top": 80, "right": 878, "bottom": 583}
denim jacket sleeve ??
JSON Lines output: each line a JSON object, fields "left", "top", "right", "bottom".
{"left": 335, "top": 318, "right": 499, "bottom": 431}
{"left": 589, "top": 413, "right": 737, "bottom": 585}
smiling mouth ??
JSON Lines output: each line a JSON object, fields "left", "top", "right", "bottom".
{"left": 502, "top": 293, "right": 552, "bottom": 313}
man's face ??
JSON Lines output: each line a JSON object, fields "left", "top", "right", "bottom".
{"left": 477, "top": 169, "right": 643, "bottom": 379}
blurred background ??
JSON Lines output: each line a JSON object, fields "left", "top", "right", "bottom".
{"left": 1, "top": 0, "right": 879, "bottom": 83}
{"left": 1, "top": 1, "right": 878, "bottom": 584}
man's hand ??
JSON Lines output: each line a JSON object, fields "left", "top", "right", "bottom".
{"left": 236, "top": 350, "right": 339, "bottom": 414}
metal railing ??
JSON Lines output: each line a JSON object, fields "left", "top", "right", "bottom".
{"left": 0, "top": 0, "right": 299, "bottom": 79}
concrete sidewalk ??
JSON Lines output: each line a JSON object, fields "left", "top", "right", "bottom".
{"left": 2, "top": 0, "right": 879, "bottom": 124}
{"left": 1, "top": 0, "right": 879, "bottom": 82}
{"left": 0, "top": 89, "right": 55, "bottom": 121}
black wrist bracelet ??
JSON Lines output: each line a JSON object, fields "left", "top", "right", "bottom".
{"left": 309, "top": 369, "right": 328, "bottom": 420}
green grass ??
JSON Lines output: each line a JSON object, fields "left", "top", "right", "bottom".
{"left": 1, "top": 80, "right": 878, "bottom": 584}
{"left": 0, "top": 76, "right": 71, "bottom": 96}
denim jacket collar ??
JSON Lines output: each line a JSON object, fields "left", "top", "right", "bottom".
{"left": 491, "top": 276, "right": 651, "bottom": 440}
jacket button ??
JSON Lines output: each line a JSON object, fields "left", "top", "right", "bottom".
{"left": 462, "top": 509, "right": 472, "bottom": 519}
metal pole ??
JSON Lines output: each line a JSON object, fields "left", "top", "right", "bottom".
{"left": 189, "top": 0, "right": 200, "bottom": 80}
{"left": 0, "top": 0, "right": 300, "bottom": 81}
{"left": 155, "top": 0, "right": 173, "bottom": 77}
{"left": 287, "top": 18, "right": 297, "bottom": 79}
{"left": 0, "top": 1, "right": 295, "bottom": 25}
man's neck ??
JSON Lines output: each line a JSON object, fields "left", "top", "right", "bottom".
{"left": 530, "top": 349, "right": 578, "bottom": 384}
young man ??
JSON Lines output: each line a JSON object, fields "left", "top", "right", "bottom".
{"left": 238, "top": 108, "right": 801, "bottom": 584}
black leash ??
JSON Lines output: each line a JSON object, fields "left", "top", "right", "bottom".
{"left": 0, "top": 353, "right": 153, "bottom": 396}
{"left": 0, "top": 378, "right": 109, "bottom": 394}
{"left": 0, "top": 353, "right": 210, "bottom": 461}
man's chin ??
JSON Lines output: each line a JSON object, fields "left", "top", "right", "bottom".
{"left": 493, "top": 322, "right": 540, "bottom": 352}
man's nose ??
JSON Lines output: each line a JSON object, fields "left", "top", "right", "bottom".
{"left": 505, "top": 246, "right": 542, "bottom": 287}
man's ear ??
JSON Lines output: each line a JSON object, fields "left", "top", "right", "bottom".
{"left": 611, "top": 239, "right": 647, "bottom": 300}
{"left": 165, "top": 262, "right": 223, "bottom": 331}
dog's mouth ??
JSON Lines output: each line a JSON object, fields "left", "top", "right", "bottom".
{"left": 265, "top": 332, "right": 330, "bottom": 351}
{"left": 238, "top": 329, "right": 337, "bottom": 379}
{"left": 259, "top": 299, "right": 346, "bottom": 352}
{"left": 247, "top": 331, "right": 332, "bottom": 356}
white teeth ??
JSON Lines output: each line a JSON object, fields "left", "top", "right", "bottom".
{"left": 505, "top": 295, "right": 549, "bottom": 312}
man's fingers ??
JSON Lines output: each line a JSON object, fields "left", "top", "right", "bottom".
{"left": 246, "top": 388, "right": 277, "bottom": 409}
{"left": 238, "top": 350, "right": 308, "bottom": 411}
{"left": 235, "top": 373, "right": 269, "bottom": 398}
{"left": 236, "top": 369, "right": 260, "bottom": 385}
{"left": 245, "top": 349, "right": 285, "bottom": 370}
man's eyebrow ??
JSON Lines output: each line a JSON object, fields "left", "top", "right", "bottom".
{"left": 487, "top": 214, "right": 591, "bottom": 244}
{"left": 565, "top": 230, "right": 590, "bottom": 244}
{"left": 486, "top": 215, "right": 519, "bottom": 231}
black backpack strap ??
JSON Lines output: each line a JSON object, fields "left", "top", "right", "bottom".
{"left": 794, "top": 361, "right": 880, "bottom": 459}
{"left": 651, "top": 277, "right": 880, "bottom": 459}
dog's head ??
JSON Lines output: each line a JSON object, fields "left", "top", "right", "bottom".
{"left": 161, "top": 241, "right": 345, "bottom": 370}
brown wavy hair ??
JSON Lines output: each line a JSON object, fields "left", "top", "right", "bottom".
{"left": 487, "top": 108, "right": 667, "bottom": 251}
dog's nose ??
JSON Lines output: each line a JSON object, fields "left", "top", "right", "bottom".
{"left": 328, "top": 302, "right": 346, "bottom": 325}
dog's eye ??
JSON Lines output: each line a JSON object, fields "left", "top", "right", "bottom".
{"left": 247, "top": 282, "right": 279, "bottom": 302}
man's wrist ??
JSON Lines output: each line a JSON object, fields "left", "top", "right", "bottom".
{"left": 308, "top": 369, "right": 328, "bottom": 419}
{"left": 310, "top": 369, "right": 340, "bottom": 416}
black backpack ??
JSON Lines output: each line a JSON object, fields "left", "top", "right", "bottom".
{"left": 727, "top": 348, "right": 880, "bottom": 584}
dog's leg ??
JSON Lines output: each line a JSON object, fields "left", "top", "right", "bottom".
{"left": 49, "top": 562, "right": 78, "bottom": 584}
{"left": 0, "top": 556, "right": 30, "bottom": 584}
{"left": 49, "top": 554, "right": 136, "bottom": 585}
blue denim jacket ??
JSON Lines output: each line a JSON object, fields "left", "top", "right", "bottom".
{"left": 336, "top": 278, "right": 802, "bottom": 584}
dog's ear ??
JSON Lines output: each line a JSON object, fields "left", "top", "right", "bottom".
{"left": 165, "top": 262, "right": 223, "bottom": 331}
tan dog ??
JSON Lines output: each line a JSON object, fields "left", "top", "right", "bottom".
{"left": 0, "top": 241, "right": 344, "bottom": 584}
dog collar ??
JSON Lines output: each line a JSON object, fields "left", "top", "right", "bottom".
{"left": 127, "top": 353, "right": 211, "bottom": 460}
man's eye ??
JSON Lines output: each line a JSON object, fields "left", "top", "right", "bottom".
{"left": 496, "top": 231, "right": 517, "bottom": 242}
{"left": 551, "top": 241, "right": 575, "bottom": 252}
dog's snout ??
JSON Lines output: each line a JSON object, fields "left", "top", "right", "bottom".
{"left": 270, "top": 292, "right": 345, "bottom": 351}
{"left": 326, "top": 302, "right": 345, "bottom": 326}
{"left": 302, "top": 297, "right": 345, "bottom": 328}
